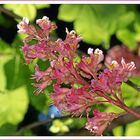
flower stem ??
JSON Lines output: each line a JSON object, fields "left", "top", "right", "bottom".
{"left": 120, "top": 104, "right": 140, "bottom": 119}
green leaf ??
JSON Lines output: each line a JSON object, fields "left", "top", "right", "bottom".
{"left": 117, "top": 11, "right": 135, "bottom": 29}
{"left": 116, "top": 29, "right": 137, "bottom": 49}
{"left": 0, "top": 86, "right": 29, "bottom": 126}
{"left": 125, "top": 120, "right": 140, "bottom": 136}
{"left": 129, "top": 77, "right": 140, "bottom": 86}
{"left": 0, "top": 124, "right": 17, "bottom": 136}
{"left": 4, "top": 4, "right": 37, "bottom": 21}
{"left": 58, "top": 5, "right": 127, "bottom": 49}
{"left": 134, "top": 22, "right": 140, "bottom": 33}
{"left": 33, "top": 4, "right": 50, "bottom": 9}
{"left": 113, "top": 126, "right": 123, "bottom": 136}
{"left": 58, "top": 5, "right": 81, "bottom": 22}
{"left": 0, "top": 39, "right": 14, "bottom": 92}
{"left": 28, "top": 85, "right": 50, "bottom": 114}
{"left": 105, "top": 104, "right": 123, "bottom": 113}
{"left": 121, "top": 82, "right": 140, "bottom": 107}
{"left": 4, "top": 55, "right": 29, "bottom": 90}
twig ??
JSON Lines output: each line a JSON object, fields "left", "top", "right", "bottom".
{"left": 15, "top": 115, "right": 72, "bottom": 136}
{"left": 105, "top": 106, "right": 140, "bottom": 133}
{"left": 0, "top": 6, "right": 22, "bottom": 20}
{"left": 15, "top": 107, "right": 140, "bottom": 136}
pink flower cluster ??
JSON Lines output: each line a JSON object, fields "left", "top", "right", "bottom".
{"left": 105, "top": 45, "right": 140, "bottom": 76}
{"left": 18, "top": 17, "right": 136, "bottom": 136}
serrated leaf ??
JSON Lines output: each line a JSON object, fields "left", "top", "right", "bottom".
{"left": 0, "top": 86, "right": 29, "bottom": 126}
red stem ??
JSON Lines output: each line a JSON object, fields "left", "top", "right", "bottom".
{"left": 120, "top": 104, "right": 140, "bottom": 119}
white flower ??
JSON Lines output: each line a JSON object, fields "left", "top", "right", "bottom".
{"left": 94, "top": 48, "right": 103, "bottom": 55}
{"left": 111, "top": 60, "right": 118, "bottom": 65}
{"left": 17, "top": 17, "right": 29, "bottom": 33}
{"left": 23, "top": 17, "right": 29, "bottom": 24}
{"left": 36, "top": 16, "right": 49, "bottom": 24}
{"left": 94, "top": 48, "right": 104, "bottom": 63}
{"left": 87, "top": 48, "right": 93, "bottom": 54}
{"left": 121, "top": 58, "right": 136, "bottom": 71}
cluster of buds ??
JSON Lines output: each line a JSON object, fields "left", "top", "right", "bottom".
{"left": 18, "top": 17, "right": 139, "bottom": 136}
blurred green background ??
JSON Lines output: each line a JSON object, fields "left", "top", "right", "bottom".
{"left": 0, "top": 4, "right": 140, "bottom": 136}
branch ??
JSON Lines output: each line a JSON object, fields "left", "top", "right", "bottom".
{"left": 15, "top": 106, "right": 140, "bottom": 136}
{"left": 126, "top": 80, "right": 140, "bottom": 92}
{"left": 15, "top": 115, "right": 72, "bottom": 136}
{"left": 105, "top": 106, "right": 140, "bottom": 132}
{"left": 0, "top": 6, "right": 22, "bottom": 20}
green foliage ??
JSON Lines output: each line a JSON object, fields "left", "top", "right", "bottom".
{"left": 125, "top": 120, "right": 140, "bottom": 136}
{"left": 0, "top": 4, "right": 140, "bottom": 136}
{"left": 0, "top": 124, "right": 17, "bottom": 136}
{"left": 58, "top": 5, "right": 140, "bottom": 49}
{"left": 4, "top": 4, "right": 50, "bottom": 21}
{"left": 0, "top": 86, "right": 29, "bottom": 126}
{"left": 117, "top": 29, "right": 137, "bottom": 49}
{"left": 0, "top": 37, "right": 51, "bottom": 134}
{"left": 29, "top": 90, "right": 50, "bottom": 114}
{"left": 121, "top": 82, "right": 140, "bottom": 107}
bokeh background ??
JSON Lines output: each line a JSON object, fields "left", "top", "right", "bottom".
{"left": 0, "top": 4, "right": 140, "bottom": 136}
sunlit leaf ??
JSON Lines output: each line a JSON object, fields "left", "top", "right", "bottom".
{"left": 116, "top": 29, "right": 137, "bottom": 49}
{"left": 4, "top": 4, "right": 36, "bottom": 21}
{"left": 113, "top": 126, "right": 123, "bottom": 136}
{"left": 129, "top": 77, "right": 140, "bottom": 86}
{"left": 58, "top": 4, "right": 81, "bottom": 22}
{"left": 0, "top": 39, "right": 14, "bottom": 92}
{"left": 121, "top": 82, "right": 140, "bottom": 107}
{"left": 4, "top": 55, "right": 29, "bottom": 90}
{"left": 58, "top": 5, "right": 127, "bottom": 49}
{"left": 34, "top": 4, "right": 50, "bottom": 9}
{"left": 125, "top": 120, "right": 140, "bottom": 136}
{"left": 118, "top": 11, "right": 135, "bottom": 29}
{"left": 0, "top": 86, "right": 29, "bottom": 126}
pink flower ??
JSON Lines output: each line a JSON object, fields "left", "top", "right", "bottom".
{"left": 78, "top": 48, "right": 103, "bottom": 79}
{"left": 18, "top": 17, "right": 138, "bottom": 135}
{"left": 105, "top": 45, "right": 139, "bottom": 76}
{"left": 65, "top": 28, "right": 81, "bottom": 47}
{"left": 32, "top": 65, "right": 53, "bottom": 95}
{"left": 22, "top": 41, "right": 47, "bottom": 64}
{"left": 85, "top": 110, "right": 118, "bottom": 136}
{"left": 36, "top": 16, "right": 56, "bottom": 32}
{"left": 17, "top": 17, "right": 35, "bottom": 35}
{"left": 92, "top": 58, "right": 136, "bottom": 94}
{"left": 51, "top": 84, "right": 97, "bottom": 117}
